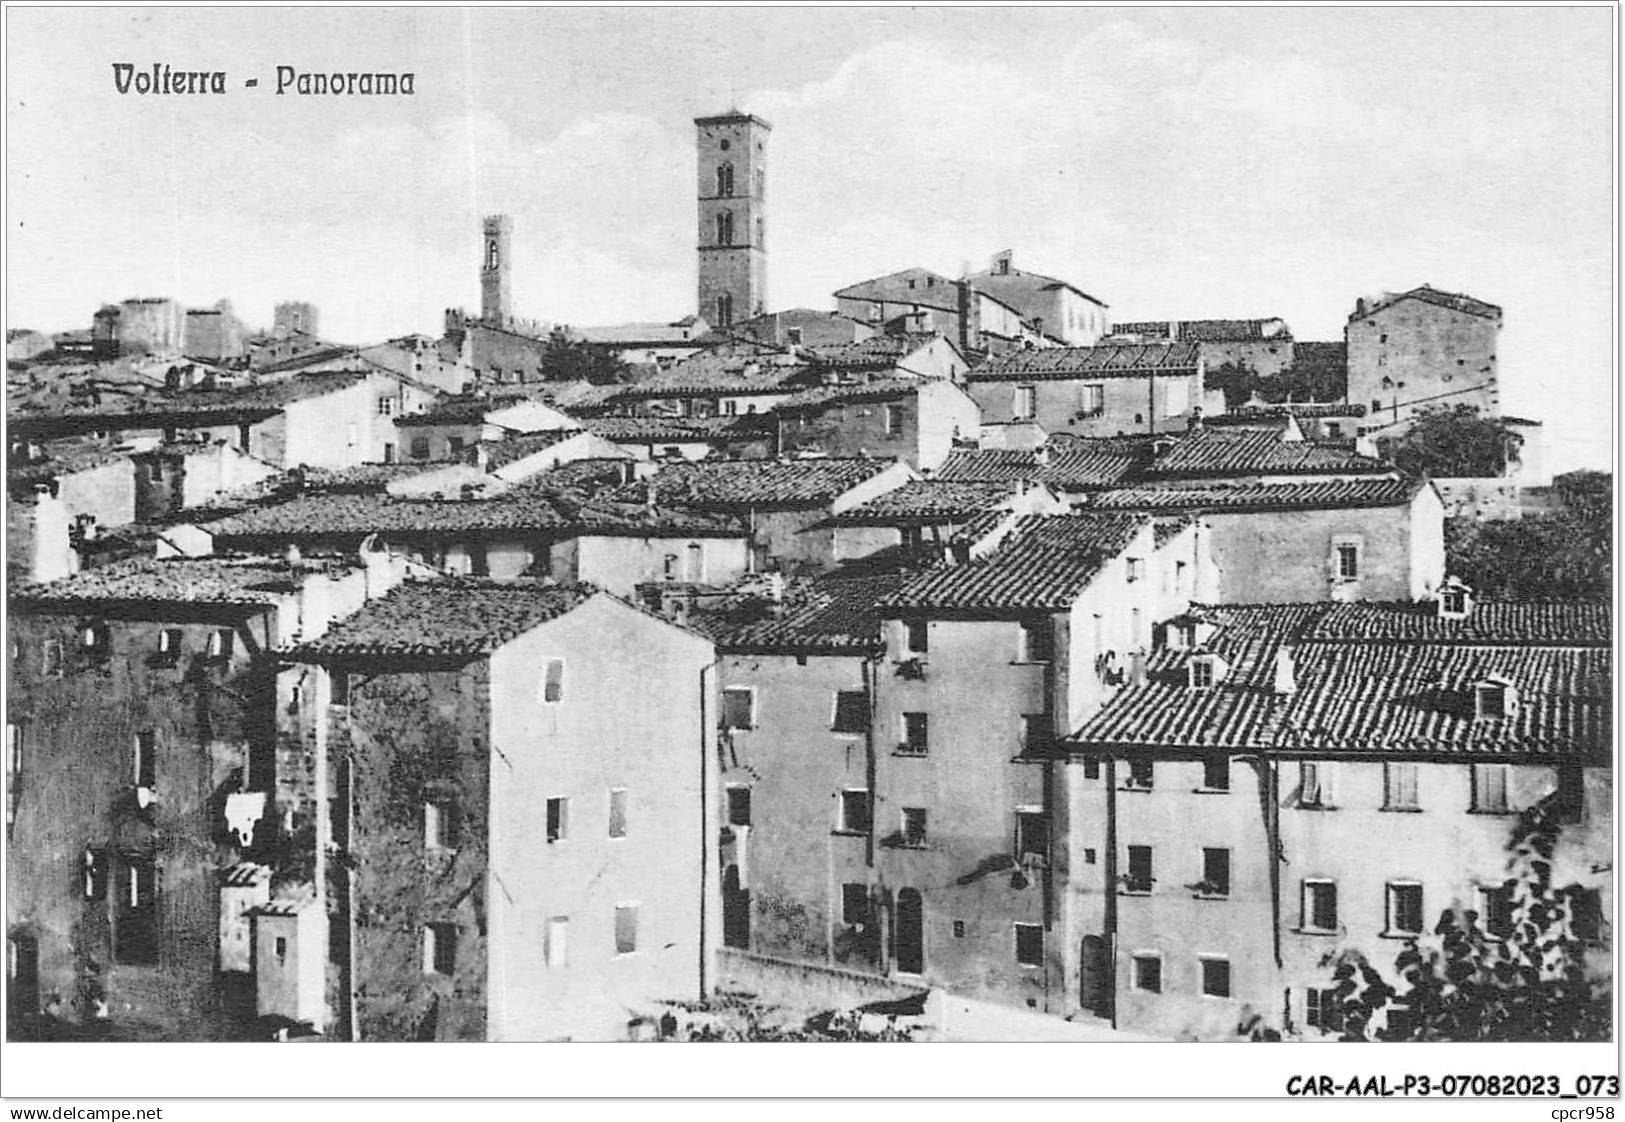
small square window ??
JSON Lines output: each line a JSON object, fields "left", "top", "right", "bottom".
{"left": 831, "top": 691, "right": 868, "bottom": 735}
{"left": 1126, "top": 557, "right": 1144, "bottom": 583}
{"left": 1201, "top": 757, "right": 1230, "bottom": 792}
{"left": 900, "top": 807, "right": 928, "bottom": 847}
{"left": 545, "top": 797, "right": 569, "bottom": 843}
{"left": 1124, "top": 759, "right": 1153, "bottom": 790}
{"left": 614, "top": 904, "right": 639, "bottom": 955}
{"left": 1018, "top": 620, "right": 1053, "bottom": 662}
{"left": 1387, "top": 881, "right": 1424, "bottom": 936}
{"left": 725, "top": 785, "right": 751, "bottom": 827}
{"left": 839, "top": 789, "right": 871, "bottom": 834}
{"left": 1083, "top": 755, "right": 1101, "bottom": 780}
{"left": 134, "top": 730, "right": 157, "bottom": 790}
{"left": 1189, "top": 659, "right": 1216, "bottom": 690}
{"left": 1132, "top": 954, "right": 1162, "bottom": 993}
{"left": 542, "top": 659, "right": 565, "bottom": 704}
{"left": 1306, "top": 987, "right": 1343, "bottom": 1032}
{"left": 608, "top": 788, "right": 629, "bottom": 839}
{"left": 1334, "top": 541, "right": 1361, "bottom": 581}
{"left": 1200, "top": 957, "right": 1231, "bottom": 997}
{"left": 1015, "top": 923, "right": 1043, "bottom": 967}
{"left": 156, "top": 629, "right": 183, "bottom": 659}
{"left": 841, "top": 883, "right": 869, "bottom": 926}
{"left": 721, "top": 687, "right": 755, "bottom": 730}
{"left": 1299, "top": 761, "right": 1330, "bottom": 808}
{"left": 41, "top": 639, "right": 63, "bottom": 678}
{"left": 1021, "top": 714, "right": 1051, "bottom": 755}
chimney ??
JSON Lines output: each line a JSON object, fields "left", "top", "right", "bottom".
{"left": 1355, "top": 433, "right": 1381, "bottom": 459}
{"left": 285, "top": 543, "right": 302, "bottom": 566}
{"left": 1279, "top": 414, "right": 1305, "bottom": 443}
{"left": 1033, "top": 445, "right": 1051, "bottom": 467}
{"left": 1187, "top": 407, "right": 1204, "bottom": 434}
{"left": 1272, "top": 646, "right": 1298, "bottom": 696}
{"left": 1128, "top": 650, "right": 1148, "bottom": 687}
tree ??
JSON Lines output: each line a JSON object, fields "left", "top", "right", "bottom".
{"left": 1321, "top": 794, "right": 1610, "bottom": 1042}
{"left": 538, "top": 326, "right": 634, "bottom": 385}
{"left": 1377, "top": 405, "right": 1523, "bottom": 479}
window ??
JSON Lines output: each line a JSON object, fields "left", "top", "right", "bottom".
{"left": 1474, "top": 681, "right": 1513, "bottom": 721}
{"left": 608, "top": 788, "right": 629, "bottom": 839}
{"left": 883, "top": 405, "right": 904, "bottom": 435}
{"left": 411, "top": 436, "right": 430, "bottom": 460}
{"left": 545, "top": 797, "right": 569, "bottom": 843}
{"left": 1440, "top": 584, "right": 1471, "bottom": 618}
{"left": 1302, "top": 879, "right": 1338, "bottom": 933}
{"left": 899, "top": 712, "right": 929, "bottom": 755}
{"left": 1476, "top": 882, "right": 1516, "bottom": 939}
{"left": 716, "top": 162, "right": 734, "bottom": 197}
{"left": 1015, "top": 924, "right": 1043, "bottom": 967}
{"left": 1305, "top": 987, "right": 1344, "bottom": 1032}
{"left": 424, "top": 797, "right": 457, "bottom": 850}
{"left": 376, "top": 396, "right": 397, "bottom": 417}
{"left": 1021, "top": 714, "right": 1050, "bottom": 755}
{"left": 1557, "top": 765, "right": 1585, "bottom": 824}
{"left": 841, "top": 883, "right": 869, "bottom": 927}
{"left": 614, "top": 904, "right": 639, "bottom": 954}
{"left": 1570, "top": 887, "right": 1604, "bottom": 946}
{"left": 715, "top": 293, "right": 734, "bottom": 327}
{"left": 82, "top": 847, "right": 107, "bottom": 900}
{"left": 81, "top": 623, "right": 110, "bottom": 661}
{"left": 155, "top": 629, "right": 183, "bottom": 664}
{"left": 1200, "top": 847, "right": 1230, "bottom": 897}
{"left": 1299, "top": 761, "right": 1331, "bottom": 808}
{"left": 1387, "top": 881, "right": 1424, "bottom": 936}
{"left": 116, "top": 857, "right": 158, "bottom": 964}
{"left": 715, "top": 211, "right": 735, "bottom": 246}
{"left": 41, "top": 639, "right": 62, "bottom": 678}
{"left": 838, "top": 789, "right": 871, "bottom": 834}
{"left": 900, "top": 807, "right": 928, "bottom": 847}
{"left": 1200, "top": 956, "right": 1231, "bottom": 997}
{"left": 1471, "top": 763, "right": 1510, "bottom": 813}
{"left": 329, "top": 670, "right": 350, "bottom": 706}
{"left": 1132, "top": 954, "right": 1162, "bottom": 993}
{"left": 1125, "top": 557, "right": 1144, "bottom": 583}
{"left": 5, "top": 723, "right": 20, "bottom": 828}
{"left": 1201, "top": 757, "right": 1230, "bottom": 792}
{"left": 1078, "top": 384, "right": 1104, "bottom": 417}
{"left": 134, "top": 730, "right": 156, "bottom": 790}
{"left": 831, "top": 691, "right": 868, "bottom": 735}
{"left": 545, "top": 916, "right": 568, "bottom": 970}
{"left": 1017, "top": 620, "right": 1053, "bottom": 662}
{"left": 725, "top": 785, "right": 751, "bottom": 827}
{"left": 1013, "top": 385, "right": 1036, "bottom": 420}
{"left": 1083, "top": 755, "right": 1101, "bottom": 780}
{"left": 274, "top": 937, "right": 288, "bottom": 963}
{"left": 685, "top": 542, "right": 705, "bottom": 582}
{"left": 1189, "top": 658, "right": 1217, "bottom": 690}
{"left": 1384, "top": 762, "right": 1420, "bottom": 810}
{"left": 542, "top": 659, "right": 565, "bottom": 704}
{"left": 1124, "top": 759, "right": 1153, "bottom": 790}
{"left": 1125, "top": 845, "right": 1153, "bottom": 893}
{"left": 1326, "top": 422, "right": 1343, "bottom": 438}
{"left": 1333, "top": 537, "right": 1362, "bottom": 581}
{"left": 1015, "top": 808, "right": 1048, "bottom": 861}
{"left": 423, "top": 923, "right": 456, "bottom": 975}
{"left": 952, "top": 919, "right": 966, "bottom": 938}
{"left": 721, "top": 687, "right": 755, "bottom": 730}
{"left": 206, "top": 629, "right": 233, "bottom": 661}
{"left": 903, "top": 619, "right": 928, "bottom": 656}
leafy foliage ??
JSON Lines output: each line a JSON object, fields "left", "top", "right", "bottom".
{"left": 1377, "top": 405, "right": 1523, "bottom": 478}
{"left": 539, "top": 326, "right": 635, "bottom": 385}
{"left": 1445, "top": 476, "right": 1611, "bottom": 600}
{"left": 1205, "top": 350, "right": 1348, "bottom": 410}
{"left": 1321, "top": 795, "right": 1610, "bottom": 1041}
{"left": 645, "top": 991, "right": 916, "bottom": 1042}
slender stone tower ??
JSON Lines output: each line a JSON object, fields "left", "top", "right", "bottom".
{"left": 481, "top": 214, "right": 513, "bottom": 326}
{"left": 695, "top": 110, "right": 770, "bottom": 327}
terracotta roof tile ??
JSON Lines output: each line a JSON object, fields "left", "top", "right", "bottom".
{"left": 1090, "top": 477, "right": 1426, "bottom": 513}
{"left": 774, "top": 377, "right": 926, "bottom": 413}
{"left": 584, "top": 416, "right": 745, "bottom": 443}
{"left": 802, "top": 333, "right": 944, "bottom": 370}
{"left": 935, "top": 437, "right": 1153, "bottom": 491}
{"left": 1145, "top": 427, "right": 1390, "bottom": 479}
{"left": 688, "top": 571, "right": 906, "bottom": 653}
{"left": 878, "top": 512, "right": 1149, "bottom": 610}
{"left": 968, "top": 343, "right": 1200, "bottom": 382}
{"left": 1112, "top": 319, "right": 1289, "bottom": 343}
{"left": 12, "top": 554, "right": 352, "bottom": 607}
{"left": 1355, "top": 285, "right": 1502, "bottom": 322}
{"left": 394, "top": 392, "right": 532, "bottom": 426}
{"left": 823, "top": 480, "right": 1015, "bottom": 525}
{"left": 603, "top": 457, "right": 902, "bottom": 510}
{"left": 1308, "top": 600, "right": 1611, "bottom": 646}
{"left": 477, "top": 428, "right": 583, "bottom": 470}
{"left": 296, "top": 579, "right": 598, "bottom": 658}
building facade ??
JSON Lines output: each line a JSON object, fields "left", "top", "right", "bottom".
{"left": 1345, "top": 286, "right": 1503, "bottom": 433}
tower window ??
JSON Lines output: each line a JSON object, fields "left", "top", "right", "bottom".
{"left": 485, "top": 240, "right": 499, "bottom": 270}
{"left": 716, "top": 293, "right": 734, "bottom": 328}
{"left": 716, "top": 211, "right": 735, "bottom": 247}
{"left": 716, "top": 163, "right": 734, "bottom": 197}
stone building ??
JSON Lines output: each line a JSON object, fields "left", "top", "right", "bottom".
{"left": 116, "top": 298, "right": 186, "bottom": 358}
{"left": 695, "top": 110, "right": 770, "bottom": 327}
{"left": 273, "top": 302, "right": 320, "bottom": 339}
{"left": 965, "top": 343, "right": 1210, "bottom": 438}
{"left": 1110, "top": 318, "right": 1294, "bottom": 380}
{"left": 1344, "top": 285, "right": 1503, "bottom": 433}
{"left": 818, "top": 479, "right": 1066, "bottom": 564}
{"left": 774, "top": 378, "right": 980, "bottom": 472}
{"left": 726, "top": 308, "right": 876, "bottom": 350}
{"left": 286, "top": 580, "right": 718, "bottom": 1040}
{"left": 1065, "top": 598, "right": 1611, "bottom": 1040}
{"left": 966, "top": 251, "right": 1109, "bottom": 346}
{"left": 480, "top": 215, "right": 513, "bottom": 327}
{"left": 183, "top": 302, "right": 246, "bottom": 363}
{"left": 6, "top": 554, "right": 383, "bottom": 1039}
{"left": 833, "top": 268, "right": 1034, "bottom": 356}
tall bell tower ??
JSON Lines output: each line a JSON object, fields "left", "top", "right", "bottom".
{"left": 695, "top": 110, "right": 770, "bottom": 328}
{"left": 481, "top": 214, "right": 512, "bottom": 326}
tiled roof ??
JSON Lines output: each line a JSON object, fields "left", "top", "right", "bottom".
{"left": 12, "top": 555, "right": 352, "bottom": 607}
{"left": 7, "top": 437, "right": 136, "bottom": 486}
{"left": 1145, "top": 427, "right": 1390, "bottom": 479}
{"left": 477, "top": 429, "right": 583, "bottom": 470}
{"left": 612, "top": 354, "right": 811, "bottom": 399}
{"left": 604, "top": 457, "right": 903, "bottom": 510}
{"left": 1308, "top": 600, "right": 1611, "bottom": 647}
{"left": 968, "top": 343, "right": 1200, "bottom": 382}
{"left": 1089, "top": 477, "right": 1426, "bottom": 513}
{"left": 567, "top": 495, "right": 746, "bottom": 538}
{"left": 688, "top": 570, "right": 906, "bottom": 653}
{"left": 1355, "top": 286, "right": 1502, "bottom": 323}
{"left": 934, "top": 437, "right": 1153, "bottom": 491}
{"left": 774, "top": 377, "right": 925, "bottom": 413}
{"left": 966, "top": 266, "right": 1107, "bottom": 308}
{"left": 802, "top": 334, "right": 943, "bottom": 370}
{"left": 203, "top": 481, "right": 577, "bottom": 540}
{"left": 1206, "top": 402, "right": 1366, "bottom": 425}
{"left": 878, "top": 513, "right": 1149, "bottom": 610}
{"left": 574, "top": 321, "right": 708, "bottom": 346}
{"left": 12, "top": 370, "right": 376, "bottom": 425}
{"left": 584, "top": 416, "right": 743, "bottom": 443}
{"left": 1071, "top": 603, "right": 1608, "bottom": 757}
{"left": 833, "top": 268, "right": 964, "bottom": 314}
{"left": 295, "top": 579, "right": 597, "bottom": 658}
{"left": 393, "top": 393, "right": 532, "bottom": 426}
{"left": 822, "top": 480, "right": 1015, "bottom": 525}
{"left": 1113, "top": 319, "right": 1288, "bottom": 343}
{"left": 1153, "top": 518, "right": 1195, "bottom": 548}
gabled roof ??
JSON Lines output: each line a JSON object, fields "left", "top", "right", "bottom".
{"left": 934, "top": 437, "right": 1154, "bottom": 491}
{"left": 477, "top": 428, "right": 584, "bottom": 471}
{"left": 967, "top": 343, "right": 1200, "bottom": 382}
{"left": 7, "top": 436, "right": 137, "bottom": 488}
{"left": 878, "top": 512, "right": 1150, "bottom": 611}
{"left": 12, "top": 555, "right": 354, "bottom": 608}
{"left": 834, "top": 267, "right": 963, "bottom": 313}
{"left": 611, "top": 353, "right": 811, "bottom": 399}
{"left": 966, "top": 264, "right": 1107, "bottom": 308}
{"left": 1353, "top": 285, "right": 1502, "bottom": 323}
{"left": 821, "top": 480, "right": 1017, "bottom": 526}
{"left": 294, "top": 579, "right": 598, "bottom": 658}
{"left": 1070, "top": 602, "right": 1608, "bottom": 758}
{"left": 1145, "top": 427, "right": 1391, "bottom": 480}
{"left": 802, "top": 333, "right": 948, "bottom": 371}
{"left": 1308, "top": 600, "right": 1610, "bottom": 647}
{"left": 1112, "top": 319, "right": 1289, "bottom": 343}
{"left": 1090, "top": 476, "right": 1427, "bottom": 514}
{"left": 688, "top": 570, "right": 906, "bottom": 654}
{"left": 603, "top": 457, "right": 904, "bottom": 510}
{"left": 393, "top": 392, "right": 534, "bottom": 426}
{"left": 773, "top": 377, "right": 929, "bottom": 414}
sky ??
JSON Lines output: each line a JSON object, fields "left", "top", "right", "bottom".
{"left": 5, "top": 6, "right": 1615, "bottom": 470}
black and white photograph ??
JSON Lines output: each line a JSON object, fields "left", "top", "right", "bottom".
{"left": 2, "top": 2, "right": 1616, "bottom": 1111}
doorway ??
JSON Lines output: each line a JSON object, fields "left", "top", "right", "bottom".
{"left": 894, "top": 888, "right": 924, "bottom": 975}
